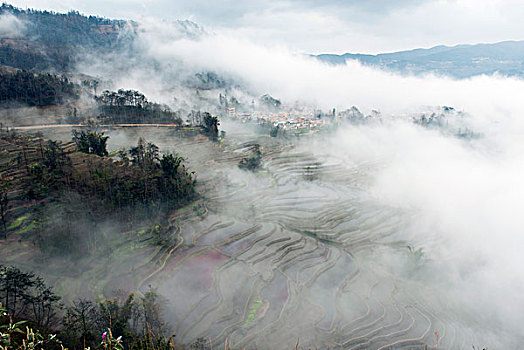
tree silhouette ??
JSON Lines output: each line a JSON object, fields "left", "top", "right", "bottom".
{"left": 72, "top": 129, "right": 109, "bottom": 157}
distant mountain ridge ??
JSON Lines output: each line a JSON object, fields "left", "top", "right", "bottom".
{"left": 315, "top": 41, "right": 524, "bottom": 78}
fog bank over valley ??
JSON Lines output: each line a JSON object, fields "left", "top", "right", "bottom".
{"left": 0, "top": 3, "right": 523, "bottom": 349}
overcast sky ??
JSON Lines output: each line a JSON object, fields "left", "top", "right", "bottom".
{"left": 7, "top": 0, "right": 524, "bottom": 54}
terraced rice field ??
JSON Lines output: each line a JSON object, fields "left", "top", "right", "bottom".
{"left": 152, "top": 149, "right": 478, "bottom": 348}
{"left": 2, "top": 125, "right": 492, "bottom": 349}
{"left": 102, "top": 125, "right": 486, "bottom": 349}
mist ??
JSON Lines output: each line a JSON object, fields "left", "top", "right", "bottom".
{"left": 308, "top": 121, "right": 524, "bottom": 343}
{"left": 64, "top": 14, "right": 524, "bottom": 348}
{"left": 0, "top": 13, "right": 26, "bottom": 38}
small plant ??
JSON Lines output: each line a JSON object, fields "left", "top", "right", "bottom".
{"left": 101, "top": 329, "right": 124, "bottom": 350}
{"left": 20, "top": 327, "right": 61, "bottom": 350}
{"left": 0, "top": 303, "right": 25, "bottom": 349}
{"left": 0, "top": 303, "right": 61, "bottom": 350}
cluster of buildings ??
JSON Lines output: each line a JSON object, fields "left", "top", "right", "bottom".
{"left": 221, "top": 95, "right": 379, "bottom": 134}
{"left": 225, "top": 107, "right": 330, "bottom": 131}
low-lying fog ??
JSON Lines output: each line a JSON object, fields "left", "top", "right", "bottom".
{"left": 34, "top": 110, "right": 523, "bottom": 349}
{"left": 154, "top": 117, "right": 522, "bottom": 349}
{"left": 20, "top": 16, "right": 524, "bottom": 349}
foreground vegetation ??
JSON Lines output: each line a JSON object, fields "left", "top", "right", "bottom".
{"left": 0, "top": 264, "right": 175, "bottom": 350}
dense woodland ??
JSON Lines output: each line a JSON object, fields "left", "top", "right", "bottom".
{"left": 0, "top": 46, "right": 64, "bottom": 72}
{"left": 0, "top": 70, "right": 79, "bottom": 107}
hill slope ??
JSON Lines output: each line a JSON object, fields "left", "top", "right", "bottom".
{"left": 0, "top": 3, "right": 133, "bottom": 71}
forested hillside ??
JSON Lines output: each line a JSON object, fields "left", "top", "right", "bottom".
{"left": 0, "top": 126, "right": 196, "bottom": 254}
{"left": 0, "top": 4, "right": 134, "bottom": 71}
{"left": 0, "top": 70, "right": 79, "bottom": 106}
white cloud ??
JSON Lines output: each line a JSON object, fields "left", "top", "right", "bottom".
{"left": 0, "top": 13, "right": 26, "bottom": 38}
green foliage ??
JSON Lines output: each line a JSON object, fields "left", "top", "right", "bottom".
{"left": 259, "top": 94, "right": 281, "bottom": 110}
{"left": 269, "top": 125, "right": 279, "bottom": 137}
{"left": 117, "top": 138, "right": 196, "bottom": 209}
{"left": 246, "top": 299, "right": 263, "bottom": 324}
{"left": 0, "top": 266, "right": 37, "bottom": 319}
{"left": 406, "top": 245, "right": 425, "bottom": 262}
{"left": 138, "top": 290, "right": 164, "bottom": 338}
{"left": 27, "top": 278, "right": 61, "bottom": 330}
{"left": 43, "top": 140, "right": 70, "bottom": 171}
{"left": 159, "top": 154, "right": 184, "bottom": 178}
{"left": 303, "top": 166, "right": 317, "bottom": 181}
{"left": 97, "top": 290, "right": 169, "bottom": 350}
{"left": 190, "top": 337, "right": 209, "bottom": 350}
{"left": 130, "top": 138, "right": 159, "bottom": 170}
{"left": 6, "top": 216, "right": 25, "bottom": 232}
{"left": 405, "top": 245, "right": 427, "bottom": 274}
{"left": 0, "top": 303, "right": 27, "bottom": 349}
{"left": 201, "top": 113, "right": 219, "bottom": 141}
{"left": 238, "top": 144, "right": 262, "bottom": 171}
{"left": 101, "top": 328, "right": 124, "bottom": 350}
{"left": 29, "top": 194, "right": 99, "bottom": 256}
{"left": 25, "top": 141, "right": 72, "bottom": 199}
{"left": 0, "top": 4, "right": 127, "bottom": 47}
{"left": 1, "top": 304, "right": 61, "bottom": 350}
{"left": 0, "top": 131, "right": 196, "bottom": 258}
{"left": 72, "top": 129, "right": 109, "bottom": 157}
{"left": 98, "top": 295, "right": 135, "bottom": 340}
{"left": 195, "top": 72, "right": 226, "bottom": 90}
{"left": 0, "top": 46, "right": 57, "bottom": 72}
{"left": 255, "top": 121, "right": 286, "bottom": 139}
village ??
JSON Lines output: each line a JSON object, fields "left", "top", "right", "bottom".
{"left": 221, "top": 102, "right": 376, "bottom": 133}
